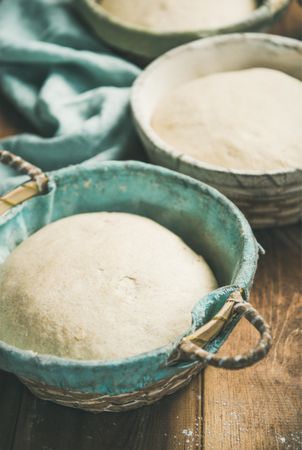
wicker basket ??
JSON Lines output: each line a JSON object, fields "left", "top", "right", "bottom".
{"left": 0, "top": 151, "right": 272, "bottom": 412}
{"left": 73, "top": 0, "right": 290, "bottom": 62}
{"left": 131, "top": 33, "right": 302, "bottom": 228}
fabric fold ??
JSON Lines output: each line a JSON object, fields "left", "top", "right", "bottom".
{"left": 0, "top": 0, "right": 141, "bottom": 183}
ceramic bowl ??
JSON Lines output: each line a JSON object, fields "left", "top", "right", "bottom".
{"left": 131, "top": 33, "right": 302, "bottom": 228}
{"left": 73, "top": 0, "right": 290, "bottom": 61}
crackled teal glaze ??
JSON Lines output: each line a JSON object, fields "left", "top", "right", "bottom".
{"left": 0, "top": 161, "right": 259, "bottom": 395}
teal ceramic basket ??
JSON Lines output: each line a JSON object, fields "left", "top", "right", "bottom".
{"left": 0, "top": 152, "right": 272, "bottom": 412}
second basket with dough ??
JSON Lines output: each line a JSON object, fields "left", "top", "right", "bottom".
{"left": 131, "top": 33, "right": 302, "bottom": 228}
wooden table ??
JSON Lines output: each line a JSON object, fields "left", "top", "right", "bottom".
{"left": 0, "top": 3, "right": 301, "bottom": 448}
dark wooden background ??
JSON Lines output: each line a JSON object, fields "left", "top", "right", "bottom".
{"left": 0, "top": 2, "right": 301, "bottom": 449}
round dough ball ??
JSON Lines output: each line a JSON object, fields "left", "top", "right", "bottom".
{"left": 152, "top": 68, "right": 302, "bottom": 172}
{"left": 101, "top": 0, "right": 256, "bottom": 32}
{"left": 0, "top": 212, "right": 217, "bottom": 360}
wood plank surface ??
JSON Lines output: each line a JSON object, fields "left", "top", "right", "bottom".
{"left": 270, "top": 0, "right": 302, "bottom": 39}
{"left": 204, "top": 226, "right": 302, "bottom": 450}
{"left": 6, "top": 373, "right": 202, "bottom": 450}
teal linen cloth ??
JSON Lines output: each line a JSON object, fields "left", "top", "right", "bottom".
{"left": 0, "top": 0, "right": 141, "bottom": 187}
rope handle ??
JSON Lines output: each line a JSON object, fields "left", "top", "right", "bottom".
{"left": 0, "top": 150, "right": 49, "bottom": 216}
{"left": 169, "top": 290, "right": 272, "bottom": 370}
{"left": 0, "top": 150, "right": 48, "bottom": 193}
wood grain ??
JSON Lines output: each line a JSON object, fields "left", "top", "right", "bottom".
{"left": 0, "top": 372, "right": 202, "bottom": 450}
{"left": 0, "top": 95, "right": 33, "bottom": 138}
{"left": 270, "top": 0, "right": 302, "bottom": 40}
{"left": 203, "top": 225, "right": 302, "bottom": 450}
{"left": 0, "top": 372, "right": 23, "bottom": 450}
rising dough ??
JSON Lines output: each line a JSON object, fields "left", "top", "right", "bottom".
{"left": 101, "top": 0, "right": 256, "bottom": 31}
{"left": 152, "top": 68, "right": 302, "bottom": 171}
{"left": 0, "top": 212, "right": 217, "bottom": 360}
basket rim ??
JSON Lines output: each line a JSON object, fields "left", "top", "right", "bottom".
{"left": 131, "top": 33, "right": 302, "bottom": 180}
{"left": 76, "top": 0, "right": 289, "bottom": 38}
{"left": 0, "top": 161, "right": 258, "bottom": 373}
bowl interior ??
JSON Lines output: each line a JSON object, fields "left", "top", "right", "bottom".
{"left": 0, "top": 162, "right": 257, "bottom": 291}
{"left": 132, "top": 33, "right": 302, "bottom": 136}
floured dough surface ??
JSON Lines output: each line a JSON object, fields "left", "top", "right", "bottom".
{"left": 101, "top": 0, "right": 256, "bottom": 31}
{"left": 0, "top": 212, "right": 217, "bottom": 360}
{"left": 152, "top": 68, "right": 302, "bottom": 171}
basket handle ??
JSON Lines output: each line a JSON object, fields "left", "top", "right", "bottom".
{"left": 169, "top": 290, "right": 272, "bottom": 370}
{"left": 0, "top": 150, "right": 49, "bottom": 215}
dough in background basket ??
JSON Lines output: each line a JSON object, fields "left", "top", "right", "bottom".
{"left": 152, "top": 68, "right": 302, "bottom": 172}
{"left": 101, "top": 0, "right": 256, "bottom": 32}
{"left": 0, "top": 212, "right": 217, "bottom": 360}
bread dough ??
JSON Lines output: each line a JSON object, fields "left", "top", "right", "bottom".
{"left": 0, "top": 212, "right": 217, "bottom": 360}
{"left": 101, "top": 0, "right": 256, "bottom": 31}
{"left": 152, "top": 68, "right": 302, "bottom": 171}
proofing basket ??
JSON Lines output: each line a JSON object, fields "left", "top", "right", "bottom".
{"left": 73, "top": 0, "right": 290, "bottom": 62}
{"left": 0, "top": 151, "right": 272, "bottom": 412}
{"left": 131, "top": 33, "right": 302, "bottom": 228}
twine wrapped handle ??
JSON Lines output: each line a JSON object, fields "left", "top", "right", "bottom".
{"left": 0, "top": 150, "right": 49, "bottom": 215}
{"left": 170, "top": 290, "right": 272, "bottom": 370}
{"left": 0, "top": 150, "right": 48, "bottom": 193}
